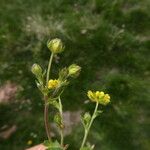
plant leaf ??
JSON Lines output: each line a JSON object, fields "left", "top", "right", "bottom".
{"left": 43, "top": 140, "right": 63, "bottom": 150}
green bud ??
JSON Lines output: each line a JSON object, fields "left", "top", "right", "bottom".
{"left": 31, "top": 63, "right": 42, "bottom": 76}
{"left": 68, "top": 64, "right": 81, "bottom": 78}
{"left": 83, "top": 112, "right": 91, "bottom": 123}
{"left": 47, "top": 38, "right": 64, "bottom": 54}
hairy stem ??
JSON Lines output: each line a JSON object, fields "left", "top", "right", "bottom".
{"left": 44, "top": 53, "right": 54, "bottom": 140}
{"left": 58, "top": 96, "right": 64, "bottom": 146}
{"left": 80, "top": 102, "right": 99, "bottom": 149}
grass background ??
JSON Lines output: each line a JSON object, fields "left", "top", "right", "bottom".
{"left": 0, "top": 0, "right": 150, "bottom": 149}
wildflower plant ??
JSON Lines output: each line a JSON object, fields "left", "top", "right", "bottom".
{"left": 31, "top": 38, "right": 110, "bottom": 150}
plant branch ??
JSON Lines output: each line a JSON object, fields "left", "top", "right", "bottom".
{"left": 44, "top": 53, "right": 54, "bottom": 140}
{"left": 80, "top": 102, "right": 99, "bottom": 149}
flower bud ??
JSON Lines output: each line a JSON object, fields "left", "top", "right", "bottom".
{"left": 31, "top": 63, "right": 42, "bottom": 76}
{"left": 68, "top": 64, "right": 81, "bottom": 78}
{"left": 83, "top": 112, "right": 91, "bottom": 123}
{"left": 47, "top": 38, "right": 64, "bottom": 54}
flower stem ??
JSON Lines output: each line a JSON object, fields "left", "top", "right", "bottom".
{"left": 44, "top": 53, "right": 54, "bottom": 141}
{"left": 46, "top": 52, "right": 54, "bottom": 84}
{"left": 80, "top": 102, "right": 99, "bottom": 149}
{"left": 58, "top": 96, "right": 64, "bottom": 146}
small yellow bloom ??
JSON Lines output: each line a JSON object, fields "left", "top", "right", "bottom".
{"left": 27, "top": 140, "right": 33, "bottom": 145}
{"left": 102, "top": 94, "right": 110, "bottom": 105}
{"left": 87, "top": 90, "right": 96, "bottom": 102}
{"left": 87, "top": 90, "right": 110, "bottom": 105}
{"left": 48, "top": 79, "right": 59, "bottom": 89}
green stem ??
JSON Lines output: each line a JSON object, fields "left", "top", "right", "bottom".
{"left": 80, "top": 102, "right": 99, "bottom": 149}
{"left": 44, "top": 53, "right": 54, "bottom": 141}
{"left": 46, "top": 52, "right": 54, "bottom": 84}
{"left": 58, "top": 96, "right": 64, "bottom": 146}
{"left": 44, "top": 96, "right": 51, "bottom": 141}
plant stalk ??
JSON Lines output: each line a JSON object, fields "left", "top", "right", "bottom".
{"left": 46, "top": 52, "right": 54, "bottom": 84}
{"left": 44, "top": 96, "right": 51, "bottom": 141}
{"left": 80, "top": 102, "right": 99, "bottom": 149}
{"left": 44, "top": 53, "right": 54, "bottom": 140}
{"left": 58, "top": 96, "right": 64, "bottom": 146}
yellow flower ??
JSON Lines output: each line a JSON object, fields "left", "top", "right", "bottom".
{"left": 87, "top": 90, "right": 110, "bottom": 105}
{"left": 27, "top": 140, "right": 33, "bottom": 145}
{"left": 47, "top": 38, "right": 64, "bottom": 54}
{"left": 87, "top": 90, "right": 96, "bottom": 102}
{"left": 48, "top": 79, "right": 59, "bottom": 89}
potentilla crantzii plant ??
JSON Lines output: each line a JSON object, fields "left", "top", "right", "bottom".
{"left": 31, "top": 38, "right": 110, "bottom": 150}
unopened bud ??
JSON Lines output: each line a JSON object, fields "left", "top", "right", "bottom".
{"left": 68, "top": 64, "right": 81, "bottom": 78}
{"left": 31, "top": 63, "right": 42, "bottom": 76}
{"left": 83, "top": 112, "right": 91, "bottom": 123}
{"left": 47, "top": 38, "right": 64, "bottom": 54}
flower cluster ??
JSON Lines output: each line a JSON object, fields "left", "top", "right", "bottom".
{"left": 87, "top": 90, "right": 110, "bottom": 105}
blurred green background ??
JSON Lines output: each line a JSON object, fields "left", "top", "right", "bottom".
{"left": 0, "top": 0, "right": 150, "bottom": 150}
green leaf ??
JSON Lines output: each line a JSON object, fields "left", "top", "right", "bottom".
{"left": 54, "top": 113, "right": 62, "bottom": 127}
{"left": 43, "top": 140, "right": 63, "bottom": 150}
{"left": 80, "top": 143, "right": 94, "bottom": 150}
{"left": 35, "top": 80, "right": 43, "bottom": 92}
{"left": 80, "top": 147, "right": 93, "bottom": 150}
